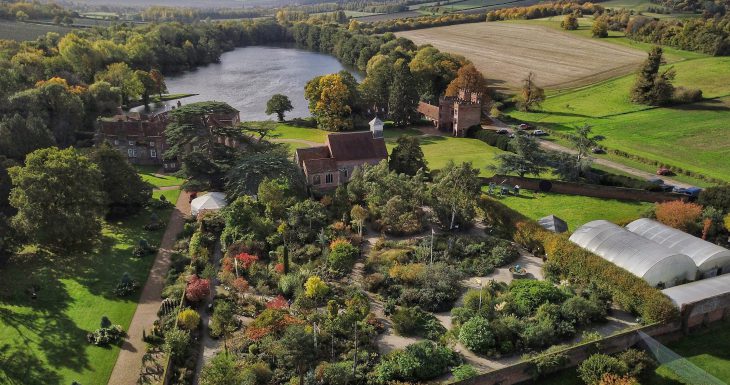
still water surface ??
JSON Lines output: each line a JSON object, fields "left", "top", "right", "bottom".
{"left": 162, "top": 45, "right": 360, "bottom": 121}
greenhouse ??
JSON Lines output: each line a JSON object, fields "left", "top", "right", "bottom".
{"left": 569, "top": 220, "right": 698, "bottom": 287}
{"left": 627, "top": 218, "right": 730, "bottom": 278}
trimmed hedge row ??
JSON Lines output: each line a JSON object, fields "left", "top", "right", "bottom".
{"left": 479, "top": 196, "right": 678, "bottom": 324}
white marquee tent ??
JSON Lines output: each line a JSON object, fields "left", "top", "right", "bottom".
{"left": 191, "top": 192, "right": 227, "bottom": 217}
{"left": 569, "top": 220, "right": 697, "bottom": 287}
{"left": 627, "top": 218, "right": 730, "bottom": 278}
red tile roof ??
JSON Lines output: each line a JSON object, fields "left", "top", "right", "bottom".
{"left": 326, "top": 132, "right": 387, "bottom": 161}
{"left": 303, "top": 158, "right": 338, "bottom": 174}
{"left": 295, "top": 146, "right": 330, "bottom": 167}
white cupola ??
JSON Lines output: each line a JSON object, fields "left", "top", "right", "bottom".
{"left": 369, "top": 117, "right": 384, "bottom": 139}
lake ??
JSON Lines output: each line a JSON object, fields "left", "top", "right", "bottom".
{"left": 162, "top": 46, "right": 361, "bottom": 121}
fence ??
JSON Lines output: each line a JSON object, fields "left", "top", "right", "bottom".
{"left": 480, "top": 175, "right": 685, "bottom": 203}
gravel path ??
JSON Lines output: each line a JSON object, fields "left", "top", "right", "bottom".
{"left": 192, "top": 243, "right": 224, "bottom": 385}
{"left": 108, "top": 190, "right": 191, "bottom": 385}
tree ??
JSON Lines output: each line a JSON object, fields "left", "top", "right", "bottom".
{"left": 265, "top": 94, "right": 293, "bottom": 121}
{"left": 210, "top": 300, "right": 237, "bottom": 338}
{"left": 360, "top": 54, "right": 392, "bottom": 113}
{"left": 388, "top": 58, "right": 419, "bottom": 126}
{"left": 134, "top": 70, "right": 156, "bottom": 108}
{"left": 655, "top": 201, "right": 702, "bottom": 231}
{"left": 410, "top": 46, "right": 464, "bottom": 102}
{"left": 630, "top": 47, "right": 675, "bottom": 106}
{"left": 592, "top": 18, "right": 609, "bottom": 38}
{"left": 58, "top": 33, "right": 102, "bottom": 81}
{"left": 0, "top": 114, "right": 53, "bottom": 161}
{"left": 305, "top": 73, "right": 354, "bottom": 131}
{"left": 445, "top": 63, "right": 488, "bottom": 97}
{"left": 389, "top": 135, "right": 428, "bottom": 176}
{"left": 430, "top": 161, "right": 481, "bottom": 230}
{"left": 227, "top": 150, "right": 305, "bottom": 198}
{"left": 149, "top": 69, "right": 167, "bottom": 98}
{"left": 558, "top": 124, "right": 602, "bottom": 180}
{"left": 95, "top": 62, "right": 144, "bottom": 105}
{"left": 90, "top": 144, "right": 152, "bottom": 218}
{"left": 698, "top": 185, "right": 730, "bottom": 212}
{"left": 257, "top": 177, "right": 298, "bottom": 220}
{"left": 350, "top": 204, "right": 369, "bottom": 237}
{"left": 287, "top": 200, "right": 328, "bottom": 243}
{"left": 280, "top": 325, "right": 317, "bottom": 385}
{"left": 89, "top": 81, "right": 122, "bottom": 115}
{"left": 200, "top": 352, "right": 243, "bottom": 385}
{"left": 561, "top": 13, "right": 579, "bottom": 30}
{"left": 304, "top": 275, "right": 329, "bottom": 300}
{"left": 9, "top": 147, "right": 105, "bottom": 250}
{"left": 492, "top": 134, "right": 549, "bottom": 177}
{"left": 516, "top": 72, "right": 545, "bottom": 112}
{"left": 328, "top": 239, "right": 359, "bottom": 277}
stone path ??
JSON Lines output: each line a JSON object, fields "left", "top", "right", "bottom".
{"left": 192, "top": 243, "right": 224, "bottom": 385}
{"left": 108, "top": 190, "right": 191, "bottom": 385}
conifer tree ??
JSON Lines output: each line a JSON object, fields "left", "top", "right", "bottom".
{"left": 388, "top": 59, "right": 418, "bottom": 126}
{"left": 631, "top": 46, "right": 675, "bottom": 105}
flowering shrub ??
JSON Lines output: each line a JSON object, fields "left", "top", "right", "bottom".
{"left": 185, "top": 275, "right": 211, "bottom": 302}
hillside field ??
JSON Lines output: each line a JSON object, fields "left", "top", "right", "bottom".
{"left": 508, "top": 56, "right": 730, "bottom": 183}
{"left": 396, "top": 22, "right": 646, "bottom": 91}
{"left": 0, "top": 20, "right": 72, "bottom": 41}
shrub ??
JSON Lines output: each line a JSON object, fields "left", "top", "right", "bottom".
{"left": 672, "top": 87, "right": 703, "bottom": 103}
{"left": 459, "top": 316, "right": 496, "bottom": 354}
{"left": 391, "top": 306, "right": 446, "bottom": 340}
{"left": 527, "top": 344, "right": 570, "bottom": 377}
{"left": 578, "top": 354, "right": 628, "bottom": 385}
{"left": 451, "top": 364, "right": 479, "bottom": 381}
{"left": 185, "top": 275, "right": 211, "bottom": 302}
{"left": 560, "top": 296, "right": 606, "bottom": 326}
{"left": 328, "top": 239, "right": 358, "bottom": 277}
{"left": 304, "top": 275, "right": 329, "bottom": 300}
{"left": 132, "top": 238, "right": 158, "bottom": 257}
{"left": 616, "top": 349, "right": 656, "bottom": 379}
{"left": 164, "top": 328, "right": 191, "bottom": 359}
{"left": 655, "top": 200, "right": 703, "bottom": 232}
{"left": 490, "top": 243, "right": 520, "bottom": 266}
{"left": 698, "top": 185, "right": 730, "bottom": 213}
{"left": 509, "top": 280, "right": 566, "bottom": 315}
{"left": 372, "top": 341, "right": 458, "bottom": 383}
{"left": 87, "top": 324, "right": 125, "bottom": 346}
{"left": 113, "top": 272, "right": 139, "bottom": 296}
{"left": 177, "top": 308, "right": 201, "bottom": 330}
{"left": 599, "top": 373, "right": 640, "bottom": 385}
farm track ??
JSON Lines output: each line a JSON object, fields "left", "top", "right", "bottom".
{"left": 396, "top": 23, "right": 646, "bottom": 91}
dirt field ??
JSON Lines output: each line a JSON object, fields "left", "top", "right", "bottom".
{"left": 396, "top": 22, "right": 647, "bottom": 91}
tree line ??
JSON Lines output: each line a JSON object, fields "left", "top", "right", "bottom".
{"left": 625, "top": 14, "right": 730, "bottom": 56}
{"left": 359, "top": 12, "right": 486, "bottom": 33}
{"left": 0, "top": 0, "right": 75, "bottom": 22}
{"left": 486, "top": 1, "right": 605, "bottom": 21}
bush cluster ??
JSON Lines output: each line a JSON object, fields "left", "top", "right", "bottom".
{"left": 470, "top": 129, "right": 514, "bottom": 152}
{"left": 391, "top": 306, "right": 446, "bottom": 340}
{"left": 372, "top": 341, "right": 459, "bottom": 384}
{"left": 87, "top": 325, "right": 124, "bottom": 346}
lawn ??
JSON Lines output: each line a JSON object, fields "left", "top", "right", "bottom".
{"left": 507, "top": 56, "right": 730, "bottom": 183}
{"left": 489, "top": 191, "right": 652, "bottom": 231}
{"left": 153, "top": 188, "right": 181, "bottom": 205}
{"left": 0, "top": 204, "right": 173, "bottom": 385}
{"left": 532, "top": 320, "right": 730, "bottom": 385}
{"left": 135, "top": 165, "right": 185, "bottom": 188}
{"left": 272, "top": 123, "right": 329, "bottom": 143}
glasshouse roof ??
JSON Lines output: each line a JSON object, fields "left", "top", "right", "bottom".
{"left": 662, "top": 273, "right": 730, "bottom": 308}
{"left": 627, "top": 218, "right": 730, "bottom": 276}
{"left": 569, "top": 220, "right": 697, "bottom": 287}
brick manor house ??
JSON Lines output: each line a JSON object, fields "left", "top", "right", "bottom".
{"left": 417, "top": 88, "right": 484, "bottom": 137}
{"left": 295, "top": 118, "right": 388, "bottom": 191}
{"left": 95, "top": 105, "right": 240, "bottom": 171}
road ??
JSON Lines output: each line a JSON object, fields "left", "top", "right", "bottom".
{"left": 482, "top": 119, "right": 693, "bottom": 189}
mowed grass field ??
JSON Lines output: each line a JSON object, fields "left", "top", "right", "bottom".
{"left": 395, "top": 22, "right": 646, "bottom": 91}
{"left": 508, "top": 55, "right": 730, "bottom": 183}
{"left": 490, "top": 191, "right": 652, "bottom": 231}
{"left": 0, "top": 20, "right": 73, "bottom": 41}
{"left": 0, "top": 204, "right": 173, "bottom": 385}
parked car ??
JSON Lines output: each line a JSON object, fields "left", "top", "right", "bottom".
{"left": 496, "top": 129, "right": 509, "bottom": 135}
{"left": 657, "top": 167, "right": 674, "bottom": 176}
{"left": 673, "top": 186, "right": 703, "bottom": 198}
{"left": 591, "top": 147, "right": 606, "bottom": 154}
{"left": 518, "top": 123, "right": 531, "bottom": 130}
{"left": 532, "top": 129, "right": 548, "bottom": 136}
{"left": 647, "top": 177, "right": 664, "bottom": 185}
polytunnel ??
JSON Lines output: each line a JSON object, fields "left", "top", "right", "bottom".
{"left": 569, "top": 220, "right": 698, "bottom": 287}
{"left": 627, "top": 218, "right": 730, "bottom": 278}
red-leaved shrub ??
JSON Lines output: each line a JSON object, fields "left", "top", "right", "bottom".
{"left": 185, "top": 275, "right": 210, "bottom": 302}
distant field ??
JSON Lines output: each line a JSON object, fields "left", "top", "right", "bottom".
{"left": 0, "top": 20, "right": 73, "bottom": 41}
{"left": 508, "top": 56, "right": 730, "bottom": 183}
{"left": 396, "top": 22, "right": 646, "bottom": 91}
{"left": 492, "top": 192, "right": 652, "bottom": 231}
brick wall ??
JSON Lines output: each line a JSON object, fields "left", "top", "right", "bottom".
{"left": 481, "top": 175, "right": 685, "bottom": 203}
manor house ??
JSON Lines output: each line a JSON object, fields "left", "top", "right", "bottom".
{"left": 417, "top": 88, "right": 483, "bottom": 137}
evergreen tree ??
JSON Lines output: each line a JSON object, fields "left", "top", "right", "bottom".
{"left": 388, "top": 59, "right": 419, "bottom": 126}
{"left": 389, "top": 135, "right": 428, "bottom": 176}
{"left": 631, "top": 47, "right": 675, "bottom": 105}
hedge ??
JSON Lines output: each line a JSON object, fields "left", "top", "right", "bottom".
{"left": 479, "top": 196, "right": 678, "bottom": 324}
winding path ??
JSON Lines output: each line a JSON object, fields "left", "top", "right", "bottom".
{"left": 108, "top": 189, "right": 191, "bottom": 385}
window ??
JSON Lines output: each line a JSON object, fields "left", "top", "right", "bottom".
{"left": 127, "top": 148, "right": 136, "bottom": 158}
{"left": 312, "top": 175, "right": 321, "bottom": 185}
{"left": 343, "top": 169, "right": 348, "bottom": 178}
{"left": 325, "top": 173, "right": 334, "bottom": 184}
{"left": 149, "top": 141, "right": 156, "bottom": 147}
{"left": 128, "top": 140, "right": 135, "bottom": 146}
{"left": 150, "top": 149, "right": 157, "bottom": 158}
{"left": 113, "top": 139, "right": 119, "bottom": 145}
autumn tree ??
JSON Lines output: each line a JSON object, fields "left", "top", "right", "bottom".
{"left": 445, "top": 63, "right": 489, "bottom": 97}
{"left": 350, "top": 204, "right": 369, "bottom": 236}
{"left": 655, "top": 201, "right": 702, "bottom": 231}
{"left": 630, "top": 47, "right": 675, "bottom": 106}
{"left": 265, "top": 94, "right": 294, "bottom": 121}
{"left": 360, "top": 54, "right": 392, "bottom": 113}
{"left": 149, "top": 69, "right": 167, "bottom": 98}
{"left": 9, "top": 147, "right": 105, "bottom": 250}
{"left": 410, "top": 46, "right": 464, "bottom": 102}
{"left": 389, "top": 135, "right": 428, "bottom": 176}
{"left": 592, "top": 18, "right": 609, "bottom": 38}
{"left": 305, "top": 73, "right": 354, "bottom": 131}
{"left": 561, "top": 13, "right": 579, "bottom": 30}
{"left": 516, "top": 72, "right": 545, "bottom": 112}
{"left": 388, "top": 58, "right": 419, "bottom": 126}
{"left": 134, "top": 70, "right": 156, "bottom": 108}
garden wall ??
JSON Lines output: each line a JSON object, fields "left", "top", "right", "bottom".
{"left": 455, "top": 322, "right": 683, "bottom": 385}
{"left": 480, "top": 175, "right": 684, "bottom": 203}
